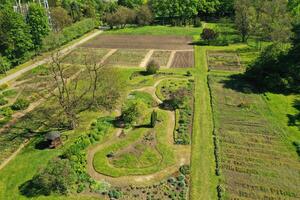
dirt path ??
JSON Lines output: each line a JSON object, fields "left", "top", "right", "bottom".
{"left": 87, "top": 78, "right": 190, "bottom": 186}
{"left": 0, "top": 30, "right": 103, "bottom": 85}
{"left": 140, "top": 50, "right": 154, "bottom": 68}
{"left": 166, "top": 51, "right": 176, "bottom": 68}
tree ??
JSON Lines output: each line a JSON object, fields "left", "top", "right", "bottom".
{"left": 19, "top": 158, "right": 76, "bottom": 197}
{"left": 62, "top": 0, "right": 82, "bottom": 22}
{"left": 0, "top": 55, "right": 10, "bottom": 74}
{"left": 27, "top": 3, "right": 50, "bottom": 52}
{"left": 146, "top": 60, "right": 160, "bottom": 75}
{"left": 135, "top": 5, "right": 153, "bottom": 26}
{"left": 149, "top": 0, "right": 199, "bottom": 25}
{"left": 234, "top": 0, "right": 251, "bottom": 42}
{"left": 150, "top": 110, "right": 157, "bottom": 128}
{"left": 0, "top": 7, "right": 33, "bottom": 65}
{"left": 104, "top": 6, "right": 136, "bottom": 28}
{"left": 118, "top": 0, "right": 144, "bottom": 8}
{"left": 121, "top": 100, "right": 147, "bottom": 125}
{"left": 201, "top": 28, "right": 218, "bottom": 45}
{"left": 45, "top": 50, "right": 123, "bottom": 129}
{"left": 50, "top": 6, "right": 72, "bottom": 32}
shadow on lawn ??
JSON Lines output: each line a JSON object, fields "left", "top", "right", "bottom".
{"left": 288, "top": 99, "right": 300, "bottom": 129}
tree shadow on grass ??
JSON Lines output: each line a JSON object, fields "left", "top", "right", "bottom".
{"left": 287, "top": 99, "right": 300, "bottom": 129}
{"left": 19, "top": 179, "right": 50, "bottom": 198}
{"left": 220, "top": 74, "right": 261, "bottom": 94}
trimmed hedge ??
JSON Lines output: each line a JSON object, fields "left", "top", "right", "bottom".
{"left": 42, "top": 18, "right": 99, "bottom": 51}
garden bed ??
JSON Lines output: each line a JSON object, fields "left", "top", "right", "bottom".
{"left": 170, "top": 51, "right": 195, "bottom": 68}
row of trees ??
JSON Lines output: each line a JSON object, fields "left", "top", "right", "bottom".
{"left": 0, "top": 4, "right": 49, "bottom": 68}
{"left": 234, "top": 0, "right": 293, "bottom": 43}
{"left": 0, "top": 0, "right": 103, "bottom": 72}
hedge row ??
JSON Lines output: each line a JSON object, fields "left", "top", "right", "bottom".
{"left": 42, "top": 18, "right": 99, "bottom": 51}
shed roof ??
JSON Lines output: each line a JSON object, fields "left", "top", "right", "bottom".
{"left": 45, "top": 131, "right": 61, "bottom": 141}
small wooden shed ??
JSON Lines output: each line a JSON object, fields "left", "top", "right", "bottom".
{"left": 45, "top": 131, "right": 62, "bottom": 149}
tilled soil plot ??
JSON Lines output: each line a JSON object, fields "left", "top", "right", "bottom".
{"left": 170, "top": 51, "right": 195, "bottom": 68}
{"left": 81, "top": 35, "right": 193, "bottom": 50}
{"left": 207, "top": 51, "right": 242, "bottom": 71}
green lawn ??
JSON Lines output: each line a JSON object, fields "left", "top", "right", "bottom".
{"left": 104, "top": 25, "right": 203, "bottom": 36}
{"left": 189, "top": 45, "right": 218, "bottom": 200}
{"left": 264, "top": 93, "right": 300, "bottom": 144}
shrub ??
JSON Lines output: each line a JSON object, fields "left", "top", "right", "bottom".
{"left": 194, "top": 18, "right": 202, "bottom": 27}
{"left": 201, "top": 28, "right": 218, "bottom": 45}
{"left": 146, "top": 60, "right": 160, "bottom": 75}
{"left": 19, "top": 158, "right": 76, "bottom": 197}
{"left": 135, "top": 5, "right": 153, "bottom": 26}
{"left": 108, "top": 188, "right": 122, "bottom": 199}
{"left": 179, "top": 165, "right": 190, "bottom": 175}
{"left": 121, "top": 100, "right": 147, "bottom": 125}
{"left": 0, "top": 97, "right": 8, "bottom": 106}
{"left": 11, "top": 98, "right": 30, "bottom": 110}
{"left": 150, "top": 110, "right": 157, "bottom": 128}
{"left": 0, "top": 83, "right": 9, "bottom": 91}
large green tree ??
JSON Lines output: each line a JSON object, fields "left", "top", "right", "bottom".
{"left": 234, "top": 0, "right": 292, "bottom": 43}
{"left": 27, "top": 3, "right": 50, "bottom": 52}
{"left": 149, "top": 0, "right": 199, "bottom": 24}
{"left": 0, "top": 7, "right": 33, "bottom": 65}
{"left": 118, "top": 0, "right": 145, "bottom": 8}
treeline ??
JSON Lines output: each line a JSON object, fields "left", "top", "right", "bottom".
{"left": 0, "top": 0, "right": 100, "bottom": 73}
{"left": 101, "top": 0, "right": 235, "bottom": 27}
{"left": 233, "top": 0, "right": 300, "bottom": 93}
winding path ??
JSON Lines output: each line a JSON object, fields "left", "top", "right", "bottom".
{"left": 86, "top": 78, "right": 190, "bottom": 186}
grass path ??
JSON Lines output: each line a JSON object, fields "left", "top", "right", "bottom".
{"left": 190, "top": 46, "right": 218, "bottom": 200}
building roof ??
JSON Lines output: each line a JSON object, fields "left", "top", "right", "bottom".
{"left": 45, "top": 131, "right": 61, "bottom": 141}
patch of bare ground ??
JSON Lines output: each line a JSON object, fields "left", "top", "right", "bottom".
{"left": 171, "top": 51, "right": 195, "bottom": 68}
{"left": 80, "top": 35, "right": 194, "bottom": 50}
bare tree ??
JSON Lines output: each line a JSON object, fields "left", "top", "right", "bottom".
{"left": 43, "top": 50, "right": 122, "bottom": 130}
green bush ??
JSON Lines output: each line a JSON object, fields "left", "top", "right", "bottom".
{"left": 43, "top": 18, "right": 99, "bottom": 51}
{"left": 19, "top": 158, "right": 76, "bottom": 197}
{"left": 108, "top": 188, "right": 122, "bottom": 199}
{"left": 179, "top": 165, "right": 190, "bottom": 175}
{"left": 0, "top": 84, "right": 9, "bottom": 91}
{"left": 11, "top": 98, "right": 30, "bottom": 110}
{"left": 146, "top": 60, "right": 160, "bottom": 75}
{"left": 0, "top": 97, "right": 8, "bottom": 106}
{"left": 194, "top": 18, "right": 202, "bottom": 27}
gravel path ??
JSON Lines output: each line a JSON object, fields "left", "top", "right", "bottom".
{"left": 0, "top": 30, "right": 103, "bottom": 85}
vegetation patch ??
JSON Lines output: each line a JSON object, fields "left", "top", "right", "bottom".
{"left": 106, "top": 49, "right": 148, "bottom": 67}
{"left": 171, "top": 51, "right": 195, "bottom": 68}
{"left": 207, "top": 51, "right": 242, "bottom": 71}
{"left": 209, "top": 75, "right": 300, "bottom": 199}
{"left": 150, "top": 51, "right": 172, "bottom": 67}
{"left": 93, "top": 110, "right": 175, "bottom": 177}
{"left": 104, "top": 167, "right": 190, "bottom": 200}
{"left": 156, "top": 79, "right": 194, "bottom": 145}
{"left": 61, "top": 48, "right": 110, "bottom": 65}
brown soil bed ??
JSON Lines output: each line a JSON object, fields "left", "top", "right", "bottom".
{"left": 170, "top": 51, "right": 195, "bottom": 68}
{"left": 81, "top": 35, "right": 193, "bottom": 50}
